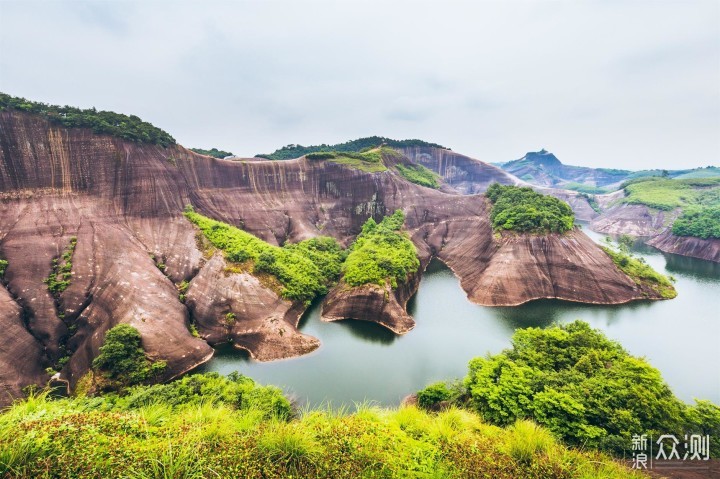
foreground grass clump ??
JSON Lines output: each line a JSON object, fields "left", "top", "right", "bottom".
{"left": 672, "top": 205, "right": 720, "bottom": 239}
{"left": 601, "top": 237, "right": 676, "bottom": 298}
{"left": 306, "top": 148, "right": 388, "bottom": 172}
{"left": 620, "top": 176, "right": 720, "bottom": 211}
{"left": 486, "top": 183, "right": 574, "bottom": 234}
{"left": 395, "top": 163, "right": 440, "bottom": 189}
{"left": 343, "top": 210, "right": 420, "bottom": 288}
{"left": 184, "top": 207, "right": 345, "bottom": 303}
{"left": 418, "top": 321, "right": 719, "bottom": 457}
{"left": 0, "top": 374, "right": 644, "bottom": 479}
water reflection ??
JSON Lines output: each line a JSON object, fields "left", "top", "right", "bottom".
{"left": 333, "top": 319, "right": 396, "bottom": 344}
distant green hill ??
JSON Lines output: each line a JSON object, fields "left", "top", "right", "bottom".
{"left": 190, "top": 147, "right": 234, "bottom": 158}
{"left": 256, "top": 136, "right": 447, "bottom": 160}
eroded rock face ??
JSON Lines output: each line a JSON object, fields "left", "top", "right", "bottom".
{"left": 185, "top": 254, "right": 319, "bottom": 360}
{"left": 321, "top": 274, "right": 420, "bottom": 335}
{"left": 0, "top": 110, "right": 667, "bottom": 404}
{"left": 647, "top": 231, "right": 720, "bottom": 263}
{"left": 590, "top": 203, "right": 678, "bottom": 237}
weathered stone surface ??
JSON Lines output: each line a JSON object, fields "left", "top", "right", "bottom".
{"left": 321, "top": 274, "right": 419, "bottom": 334}
{"left": 185, "top": 254, "right": 319, "bottom": 360}
{"left": 647, "top": 230, "right": 720, "bottom": 263}
{"left": 590, "top": 203, "right": 678, "bottom": 237}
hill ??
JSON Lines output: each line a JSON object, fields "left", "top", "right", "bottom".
{"left": 255, "top": 136, "right": 447, "bottom": 160}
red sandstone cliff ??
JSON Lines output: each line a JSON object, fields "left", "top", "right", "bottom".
{"left": 0, "top": 110, "right": 668, "bottom": 404}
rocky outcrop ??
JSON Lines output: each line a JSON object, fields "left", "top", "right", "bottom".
{"left": 590, "top": 203, "right": 679, "bottom": 237}
{"left": 321, "top": 273, "right": 420, "bottom": 334}
{"left": 185, "top": 254, "right": 319, "bottom": 360}
{"left": 397, "top": 146, "right": 519, "bottom": 194}
{"left": 0, "top": 110, "right": 670, "bottom": 404}
{"left": 647, "top": 231, "right": 720, "bottom": 263}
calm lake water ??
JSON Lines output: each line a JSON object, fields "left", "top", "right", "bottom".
{"left": 200, "top": 226, "right": 720, "bottom": 407}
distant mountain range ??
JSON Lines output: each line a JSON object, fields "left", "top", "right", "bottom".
{"left": 495, "top": 149, "right": 719, "bottom": 193}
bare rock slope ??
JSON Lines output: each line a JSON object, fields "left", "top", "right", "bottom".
{"left": 0, "top": 111, "right": 666, "bottom": 404}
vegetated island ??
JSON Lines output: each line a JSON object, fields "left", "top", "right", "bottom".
{"left": 322, "top": 210, "right": 421, "bottom": 334}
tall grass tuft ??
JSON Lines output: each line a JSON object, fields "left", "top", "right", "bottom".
{"left": 257, "top": 422, "right": 320, "bottom": 474}
{"left": 507, "top": 419, "right": 556, "bottom": 463}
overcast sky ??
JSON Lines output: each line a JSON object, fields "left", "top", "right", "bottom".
{"left": 1, "top": 1, "right": 718, "bottom": 169}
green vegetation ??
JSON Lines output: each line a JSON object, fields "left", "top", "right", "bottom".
{"left": 395, "top": 163, "right": 440, "bottom": 189}
{"left": 0, "top": 373, "right": 643, "bottom": 479}
{"left": 43, "top": 236, "right": 77, "bottom": 295}
{"left": 579, "top": 192, "right": 601, "bottom": 213}
{"left": 672, "top": 205, "right": 720, "bottom": 239}
{"left": 256, "top": 136, "right": 447, "bottom": 160}
{"left": 343, "top": 211, "right": 420, "bottom": 289}
{"left": 600, "top": 237, "right": 676, "bottom": 299}
{"left": 91, "top": 324, "right": 167, "bottom": 389}
{"left": 0, "top": 93, "right": 175, "bottom": 147}
{"left": 0, "top": 259, "right": 7, "bottom": 277}
{"left": 563, "top": 182, "right": 608, "bottom": 194}
{"left": 306, "top": 149, "right": 388, "bottom": 173}
{"left": 486, "top": 184, "right": 574, "bottom": 234}
{"left": 620, "top": 176, "right": 720, "bottom": 211}
{"left": 190, "top": 147, "right": 233, "bottom": 158}
{"left": 184, "top": 207, "right": 345, "bottom": 303}
{"left": 418, "top": 321, "right": 719, "bottom": 457}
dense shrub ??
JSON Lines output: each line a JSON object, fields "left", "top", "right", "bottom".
{"left": 672, "top": 206, "right": 720, "bottom": 239}
{"left": 184, "top": 208, "right": 345, "bottom": 303}
{"left": 256, "top": 136, "right": 447, "bottom": 160}
{"left": 457, "top": 321, "right": 715, "bottom": 455}
{"left": 190, "top": 147, "right": 233, "bottom": 158}
{"left": 92, "top": 324, "right": 166, "bottom": 386}
{"left": 0, "top": 259, "right": 7, "bottom": 277}
{"left": 0, "top": 93, "right": 175, "bottom": 147}
{"left": 395, "top": 163, "right": 440, "bottom": 189}
{"left": 486, "top": 184, "right": 574, "bottom": 234}
{"left": 342, "top": 210, "right": 420, "bottom": 288}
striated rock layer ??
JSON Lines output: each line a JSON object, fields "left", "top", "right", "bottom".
{"left": 0, "top": 110, "right": 667, "bottom": 404}
{"left": 647, "top": 231, "right": 720, "bottom": 263}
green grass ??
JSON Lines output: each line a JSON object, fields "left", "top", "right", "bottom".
{"left": 0, "top": 259, "right": 7, "bottom": 277}
{"left": 184, "top": 207, "right": 345, "bottom": 304}
{"left": 0, "top": 374, "right": 645, "bottom": 479}
{"left": 600, "top": 244, "right": 677, "bottom": 298}
{"left": 620, "top": 177, "right": 720, "bottom": 211}
{"left": 486, "top": 184, "right": 575, "bottom": 234}
{"left": 342, "top": 210, "right": 420, "bottom": 289}
{"left": 563, "top": 182, "right": 609, "bottom": 194}
{"left": 307, "top": 149, "right": 388, "bottom": 172}
{"left": 43, "top": 236, "right": 77, "bottom": 295}
{"left": 395, "top": 163, "right": 440, "bottom": 189}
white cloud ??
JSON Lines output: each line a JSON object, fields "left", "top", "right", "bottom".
{"left": 1, "top": 0, "right": 718, "bottom": 169}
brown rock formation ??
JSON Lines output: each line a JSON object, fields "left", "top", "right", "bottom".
{"left": 0, "top": 110, "right": 669, "bottom": 404}
{"left": 590, "top": 203, "right": 679, "bottom": 237}
{"left": 647, "top": 231, "right": 720, "bottom": 263}
{"left": 321, "top": 273, "right": 420, "bottom": 334}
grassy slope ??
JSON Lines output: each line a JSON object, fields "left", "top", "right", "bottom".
{"left": 395, "top": 164, "right": 440, "bottom": 189}
{"left": 0, "top": 381, "right": 643, "bottom": 479}
{"left": 620, "top": 177, "right": 720, "bottom": 211}
{"left": 184, "top": 209, "right": 345, "bottom": 303}
{"left": 307, "top": 149, "right": 388, "bottom": 172}
{"left": 600, "top": 245, "right": 677, "bottom": 298}
{"left": 257, "top": 136, "right": 446, "bottom": 160}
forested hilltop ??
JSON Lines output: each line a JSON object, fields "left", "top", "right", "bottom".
{"left": 256, "top": 136, "right": 447, "bottom": 160}
{"left": 0, "top": 93, "right": 175, "bottom": 147}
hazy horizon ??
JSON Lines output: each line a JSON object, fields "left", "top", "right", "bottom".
{"left": 1, "top": 0, "right": 718, "bottom": 169}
